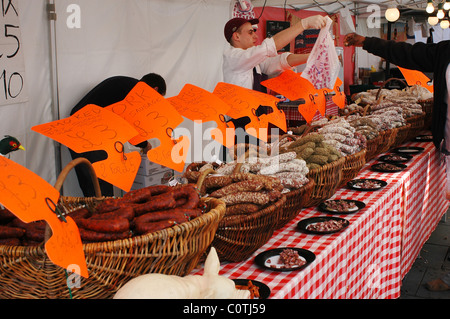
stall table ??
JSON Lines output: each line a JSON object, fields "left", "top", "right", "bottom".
{"left": 192, "top": 138, "right": 448, "bottom": 299}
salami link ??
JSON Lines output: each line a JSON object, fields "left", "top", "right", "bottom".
{"left": 79, "top": 229, "right": 131, "bottom": 242}
{"left": 134, "top": 218, "right": 186, "bottom": 235}
{"left": 209, "top": 180, "right": 265, "bottom": 198}
{"left": 225, "top": 203, "right": 261, "bottom": 216}
{"left": 0, "top": 208, "right": 16, "bottom": 224}
{"left": 133, "top": 191, "right": 178, "bottom": 216}
{"left": 0, "top": 237, "right": 21, "bottom": 245}
{"left": 122, "top": 185, "right": 171, "bottom": 203}
{"left": 67, "top": 207, "right": 91, "bottom": 220}
{"left": 172, "top": 185, "right": 200, "bottom": 209}
{"left": 135, "top": 208, "right": 201, "bottom": 224}
{"left": 90, "top": 206, "right": 135, "bottom": 221}
{"left": 0, "top": 225, "right": 26, "bottom": 239}
{"left": 76, "top": 217, "right": 130, "bottom": 233}
{"left": 219, "top": 192, "right": 270, "bottom": 205}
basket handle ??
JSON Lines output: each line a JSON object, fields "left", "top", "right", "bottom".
{"left": 375, "top": 77, "right": 408, "bottom": 101}
{"left": 196, "top": 168, "right": 216, "bottom": 195}
{"left": 54, "top": 157, "right": 103, "bottom": 198}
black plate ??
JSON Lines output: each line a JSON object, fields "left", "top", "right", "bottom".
{"left": 392, "top": 146, "right": 424, "bottom": 154}
{"left": 232, "top": 279, "right": 271, "bottom": 299}
{"left": 414, "top": 135, "right": 433, "bottom": 142}
{"left": 371, "top": 162, "right": 407, "bottom": 173}
{"left": 318, "top": 199, "right": 366, "bottom": 214}
{"left": 254, "top": 247, "right": 315, "bottom": 272}
{"left": 378, "top": 153, "right": 413, "bottom": 164}
{"left": 297, "top": 216, "right": 350, "bottom": 234}
{"left": 347, "top": 179, "right": 387, "bottom": 191}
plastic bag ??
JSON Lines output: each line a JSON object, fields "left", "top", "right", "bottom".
{"left": 301, "top": 16, "right": 340, "bottom": 90}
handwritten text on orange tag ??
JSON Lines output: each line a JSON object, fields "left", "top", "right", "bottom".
{"left": 31, "top": 104, "right": 141, "bottom": 192}
{"left": 0, "top": 156, "right": 88, "bottom": 278}
{"left": 167, "top": 84, "right": 233, "bottom": 148}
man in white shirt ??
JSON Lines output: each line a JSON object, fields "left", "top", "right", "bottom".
{"left": 222, "top": 15, "right": 327, "bottom": 93}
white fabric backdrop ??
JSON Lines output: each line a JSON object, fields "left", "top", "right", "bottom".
{"left": 0, "top": 1, "right": 57, "bottom": 186}
{"left": 54, "top": 0, "right": 232, "bottom": 196}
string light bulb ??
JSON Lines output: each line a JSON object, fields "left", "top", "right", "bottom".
{"left": 437, "top": 3, "right": 445, "bottom": 19}
{"left": 426, "top": 0, "right": 435, "bottom": 13}
{"left": 428, "top": 16, "right": 439, "bottom": 25}
{"left": 440, "top": 19, "right": 449, "bottom": 29}
{"left": 385, "top": 6, "right": 400, "bottom": 22}
{"left": 444, "top": 1, "right": 450, "bottom": 10}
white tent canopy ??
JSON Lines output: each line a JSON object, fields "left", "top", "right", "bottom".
{"left": 1, "top": 0, "right": 447, "bottom": 197}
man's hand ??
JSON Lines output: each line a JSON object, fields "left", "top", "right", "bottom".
{"left": 344, "top": 33, "right": 365, "bottom": 47}
{"left": 300, "top": 15, "right": 328, "bottom": 30}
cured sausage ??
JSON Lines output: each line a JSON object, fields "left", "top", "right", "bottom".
{"left": 79, "top": 229, "right": 130, "bottom": 242}
{"left": 76, "top": 217, "right": 130, "bottom": 233}
{"left": 209, "top": 180, "right": 264, "bottom": 198}
{"left": 172, "top": 185, "right": 200, "bottom": 209}
{"left": 67, "top": 207, "right": 91, "bottom": 220}
{"left": 134, "top": 218, "right": 186, "bottom": 235}
{"left": 135, "top": 208, "right": 201, "bottom": 224}
{"left": 0, "top": 237, "right": 21, "bottom": 245}
{"left": 133, "top": 191, "right": 178, "bottom": 216}
{"left": 0, "top": 208, "right": 16, "bottom": 224}
{"left": 122, "top": 185, "right": 171, "bottom": 203}
{"left": 90, "top": 206, "right": 135, "bottom": 221}
{"left": 0, "top": 225, "right": 25, "bottom": 239}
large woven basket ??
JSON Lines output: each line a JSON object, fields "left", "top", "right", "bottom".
{"left": 339, "top": 149, "right": 367, "bottom": 188}
{"left": 365, "top": 134, "right": 383, "bottom": 162}
{"left": 391, "top": 124, "right": 412, "bottom": 149}
{"left": 275, "top": 178, "right": 314, "bottom": 230}
{"left": 210, "top": 195, "right": 286, "bottom": 263}
{"left": 418, "top": 98, "right": 433, "bottom": 130}
{"left": 377, "top": 128, "right": 398, "bottom": 154}
{"left": 304, "top": 156, "right": 345, "bottom": 207}
{"left": 0, "top": 158, "right": 225, "bottom": 299}
{"left": 405, "top": 114, "right": 426, "bottom": 141}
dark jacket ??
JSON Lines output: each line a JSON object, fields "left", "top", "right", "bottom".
{"left": 363, "top": 37, "right": 450, "bottom": 149}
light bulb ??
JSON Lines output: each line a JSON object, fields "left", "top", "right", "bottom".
{"left": 441, "top": 19, "right": 450, "bottom": 29}
{"left": 444, "top": 1, "right": 450, "bottom": 10}
{"left": 385, "top": 7, "right": 400, "bottom": 22}
{"left": 437, "top": 9, "right": 445, "bottom": 19}
{"left": 428, "top": 16, "right": 439, "bottom": 25}
{"left": 426, "top": 1, "right": 435, "bottom": 13}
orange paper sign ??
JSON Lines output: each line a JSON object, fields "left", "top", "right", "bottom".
{"left": 32, "top": 104, "right": 141, "bottom": 192}
{"left": 247, "top": 89, "right": 287, "bottom": 132}
{"left": 398, "top": 67, "right": 434, "bottom": 93}
{"left": 167, "top": 84, "right": 234, "bottom": 148}
{"left": 0, "top": 156, "right": 88, "bottom": 278}
{"left": 213, "top": 82, "right": 268, "bottom": 141}
{"left": 107, "top": 82, "right": 189, "bottom": 172}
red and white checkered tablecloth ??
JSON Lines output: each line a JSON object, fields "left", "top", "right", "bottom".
{"left": 191, "top": 138, "right": 448, "bottom": 299}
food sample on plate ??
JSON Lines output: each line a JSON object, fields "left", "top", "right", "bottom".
{"left": 323, "top": 199, "right": 358, "bottom": 212}
{"left": 265, "top": 248, "right": 306, "bottom": 269}
{"left": 380, "top": 154, "right": 411, "bottom": 162}
{"left": 351, "top": 179, "right": 383, "bottom": 189}
{"left": 235, "top": 280, "right": 260, "bottom": 299}
{"left": 373, "top": 162, "right": 405, "bottom": 171}
{"left": 306, "top": 219, "right": 347, "bottom": 232}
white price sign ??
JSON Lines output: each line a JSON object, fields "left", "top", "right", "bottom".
{"left": 0, "top": 0, "right": 28, "bottom": 106}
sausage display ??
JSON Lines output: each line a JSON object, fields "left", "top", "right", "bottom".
{"left": 0, "top": 184, "right": 204, "bottom": 246}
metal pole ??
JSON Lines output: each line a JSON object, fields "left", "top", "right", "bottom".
{"left": 46, "top": 0, "right": 63, "bottom": 191}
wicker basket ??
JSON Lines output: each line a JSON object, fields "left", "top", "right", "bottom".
{"left": 0, "top": 158, "right": 225, "bottom": 299}
{"left": 391, "top": 124, "right": 411, "bottom": 149}
{"left": 405, "top": 114, "right": 426, "bottom": 141}
{"left": 418, "top": 98, "right": 433, "bottom": 130}
{"left": 210, "top": 195, "right": 286, "bottom": 263}
{"left": 365, "top": 134, "right": 383, "bottom": 162}
{"left": 339, "top": 149, "right": 367, "bottom": 188}
{"left": 377, "top": 128, "right": 398, "bottom": 154}
{"left": 274, "top": 178, "right": 314, "bottom": 230}
{"left": 304, "top": 156, "right": 345, "bottom": 207}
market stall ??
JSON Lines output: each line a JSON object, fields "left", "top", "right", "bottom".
{"left": 1, "top": 0, "right": 449, "bottom": 300}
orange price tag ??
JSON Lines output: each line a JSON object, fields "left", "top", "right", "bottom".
{"left": 0, "top": 156, "right": 88, "bottom": 278}
{"left": 329, "top": 78, "right": 346, "bottom": 109}
{"left": 247, "top": 90, "right": 287, "bottom": 132}
{"left": 398, "top": 67, "right": 434, "bottom": 93}
{"left": 213, "top": 82, "right": 267, "bottom": 141}
{"left": 107, "top": 82, "right": 189, "bottom": 171}
{"left": 299, "top": 94, "right": 321, "bottom": 123}
{"left": 167, "top": 84, "right": 233, "bottom": 148}
{"left": 32, "top": 104, "right": 141, "bottom": 192}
